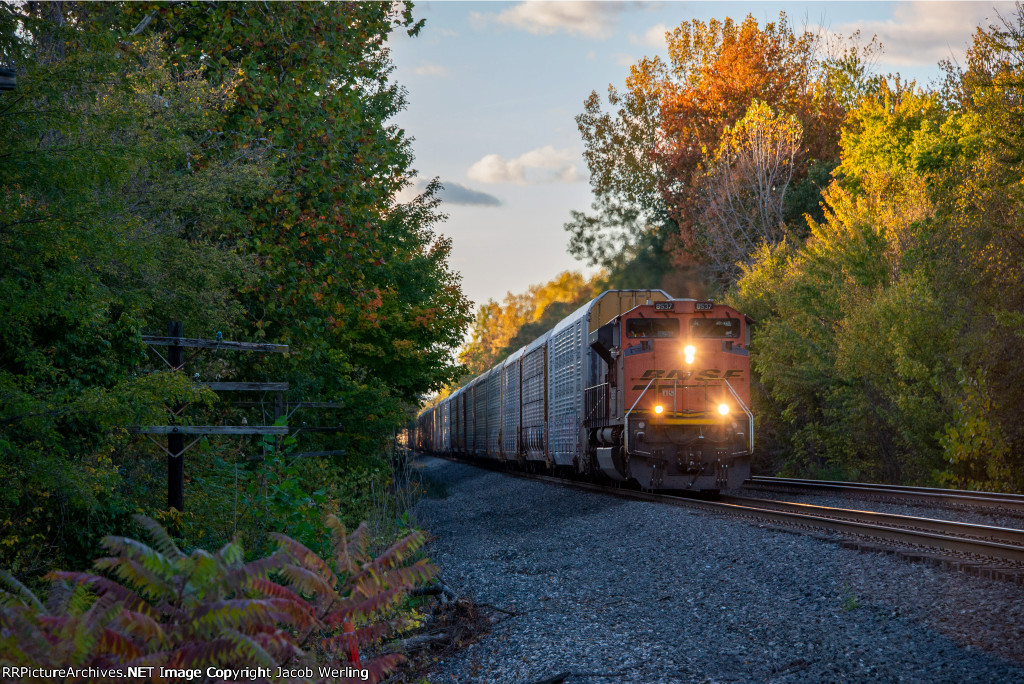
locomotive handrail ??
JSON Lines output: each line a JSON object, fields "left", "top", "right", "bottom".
{"left": 723, "top": 378, "right": 754, "bottom": 454}
{"left": 583, "top": 382, "right": 609, "bottom": 422}
{"left": 624, "top": 376, "right": 658, "bottom": 457}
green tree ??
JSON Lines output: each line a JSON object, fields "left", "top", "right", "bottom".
{"left": 0, "top": 4, "right": 263, "bottom": 576}
{"left": 922, "top": 6, "right": 1024, "bottom": 489}
{"left": 0, "top": 1, "right": 472, "bottom": 577}
{"left": 137, "top": 2, "right": 472, "bottom": 456}
{"left": 731, "top": 176, "right": 949, "bottom": 482}
{"left": 728, "top": 59, "right": 1023, "bottom": 487}
{"left": 565, "top": 61, "right": 668, "bottom": 273}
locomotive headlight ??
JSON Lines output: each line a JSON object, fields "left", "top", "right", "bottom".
{"left": 683, "top": 345, "right": 696, "bottom": 364}
{"left": 718, "top": 403, "right": 730, "bottom": 415}
{"left": 653, "top": 404, "right": 664, "bottom": 415}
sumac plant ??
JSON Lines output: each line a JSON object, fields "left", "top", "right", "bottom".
{"left": 0, "top": 515, "right": 435, "bottom": 682}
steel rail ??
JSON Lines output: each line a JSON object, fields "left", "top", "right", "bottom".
{"left": 422, "top": 454, "right": 1024, "bottom": 565}
{"left": 746, "top": 476, "right": 1024, "bottom": 512}
{"left": 607, "top": 484, "right": 1024, "bottom": 564}
{"left": 719, "top": 495, "right": 1024, "bottom": 547}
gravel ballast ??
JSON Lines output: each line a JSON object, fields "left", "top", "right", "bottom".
{"left": 412, "top": 456, "right": 1024, "bottom": 683}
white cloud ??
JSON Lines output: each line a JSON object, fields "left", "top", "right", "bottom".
{"left": 613, "top": 52, "right": 636, "bottom": 67}
{"left": 414, "top": 62, "right": 448, "bottom": 77}
{"left": 467, "top": 146, "right": 584, "bottom": 185}
{"left": 632, "top": 22, "right": 669, "bottom": 49}
{"left": 828, "top": 2, "right": 1011, "bottom": 67}
{"left": 472, "top": 1, "right": 630, "bottom": 39}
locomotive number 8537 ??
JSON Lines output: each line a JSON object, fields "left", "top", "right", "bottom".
{"left": 416, "top": 290, "right": 753, "bottom": 492}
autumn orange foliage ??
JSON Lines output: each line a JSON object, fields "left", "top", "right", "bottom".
{"left": 458, "top": 272, "right": 603, "bottom": 380}
{"left": 642, "top": 14, "right": 843, "bottom": 254}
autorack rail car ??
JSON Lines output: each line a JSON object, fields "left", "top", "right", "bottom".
{"left": 416, "top": 290, "right": 753, "bottom": 491}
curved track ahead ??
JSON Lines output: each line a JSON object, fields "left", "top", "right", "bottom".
{"left": 745, "top": 476, "right": 1024, "bottom": 514}
{"left": 718, "top": 495, "right": 1024, "bottom": 557}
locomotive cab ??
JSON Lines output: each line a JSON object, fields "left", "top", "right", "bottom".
{"left": 589, "top": 300, "right": 753, "bottom": 491}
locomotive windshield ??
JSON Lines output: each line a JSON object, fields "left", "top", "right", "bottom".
{"left": 626, "top": 318, "right": 679, "bottom": 338}
{"left": 691, "top": 318, "right": 741, "bottom": 338}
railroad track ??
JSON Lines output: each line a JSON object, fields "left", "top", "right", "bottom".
{"left": 718, "top": 495, "right": 1024, "bottom": 555}
{"left": 420, "top": 454, "right": 1024, "bottom": 585}
{"left": 745, "top": 476, "right": 1024, "bottom": 514}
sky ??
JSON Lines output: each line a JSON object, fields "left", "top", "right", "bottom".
{"left": 387, "top": 1, "right": 1017, "bottom": 310}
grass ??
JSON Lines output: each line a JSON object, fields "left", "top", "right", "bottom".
{"left": 841, "top": 583, "right": 861, "bottom": 612}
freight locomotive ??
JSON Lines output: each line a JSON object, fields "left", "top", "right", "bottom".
{"left": 415, "top": 290, "right": 753, "bottom": 491}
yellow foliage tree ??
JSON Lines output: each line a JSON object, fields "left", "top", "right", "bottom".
{"left": 457, "top": 272, "right": 604, "bottom": 378}
{"left": 696, "top": 101, "right": 804, "bottom": 277}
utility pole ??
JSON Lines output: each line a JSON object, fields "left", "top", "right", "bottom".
{"left": 132, "top": 325, "right": 290, "bottom": 512}
{"left": 167, "top": 321, "right": 185, "bottom": 511}
{"left": 131, "top": 327, "right": 349, "bottom": 509}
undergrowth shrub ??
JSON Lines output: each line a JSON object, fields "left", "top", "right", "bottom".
{"left": 0, "top": 515, "right": 435, "bottom": 682}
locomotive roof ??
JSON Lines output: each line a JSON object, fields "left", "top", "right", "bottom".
{"left": 549, "top": 289, "right": 671, "bottom": 337}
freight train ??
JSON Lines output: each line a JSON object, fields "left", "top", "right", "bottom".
{"left": 415, "top": 290, "right": 753, "bottom": 491}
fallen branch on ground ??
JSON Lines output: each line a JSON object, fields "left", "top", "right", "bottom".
{"left": 410, "top": 582, "right": 458, "bottom": 603}
{"left": 390, "top": 630, "right": 452, "bottom": 652}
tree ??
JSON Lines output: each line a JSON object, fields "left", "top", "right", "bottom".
{"left": 565, "top": 58, "right": 667, "bottom": 270}
{"left": 568, "top": 13, "right": 847, "bottom": 292}
{"left": 695, "top": 101, "right": 803, "bottom": 277}
{"left": 728, "top": 58, "right": 1024, "bottom": 488}
{"left": 818, "top": 31, "right": 887, "bottom": 111}
{"left": 0, "top": 3, "right": 264, "bottom": 576}
{"left": 135, "top": 2, "right": 472, "bottom": 456}
{"left": 923, "top": 5, "right": 1024, "bottom": 489}
{"left": 656, "top": 15, "right": 842, "bottom": 260}
{"left": 730, "top": 177, "right": 950, "bottom": 483}
{"left": 0, "top": 2, "right": 473, "bottom": 576}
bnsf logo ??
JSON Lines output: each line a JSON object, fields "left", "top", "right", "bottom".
{"left": 632, "top": 368, "right": 743, "bottom": 391}
{"left": 638, "top": 369, "right": 743, "bottom": 379}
